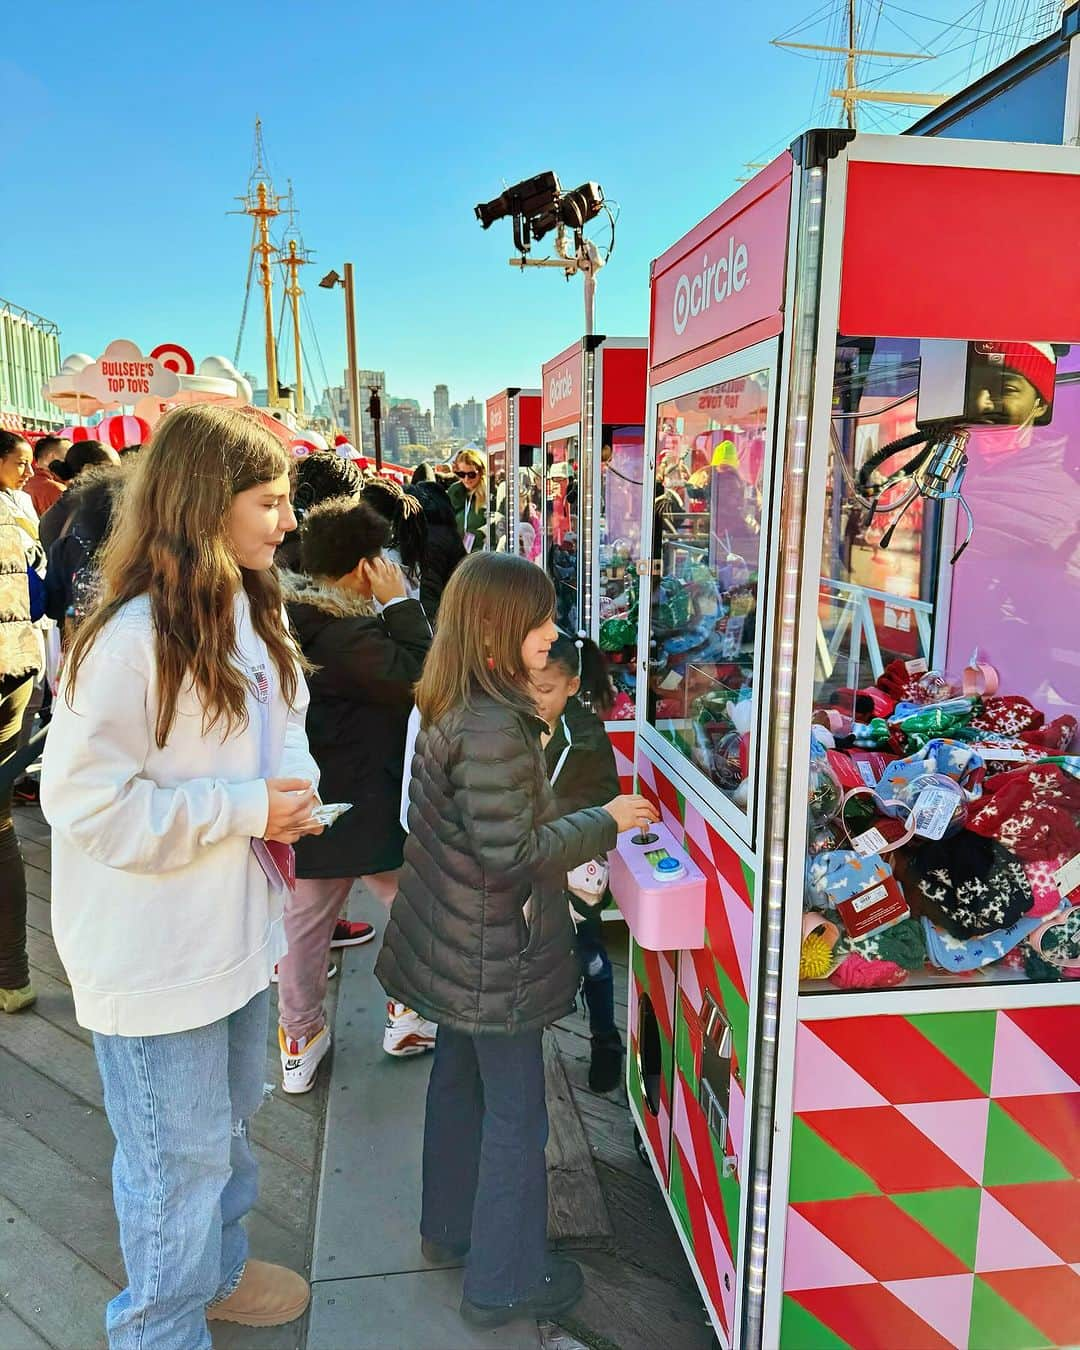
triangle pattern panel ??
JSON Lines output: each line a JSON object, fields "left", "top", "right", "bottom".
{"left": 990, "top": 1014, "right": 1080, "bottom": 1099}
{"left": 982, "top": 1101, "right": 1071, "bottom": 1187}
{"left": 718, "top": 868, "right": 754, "bottom": 1000}
{"left": 788, "top": 1116, "right": 880, "bottom": 1204}
{"left": 907, "top": 1011, "right": 997, "bottom": 1098}
{"left": 896, "top": 1099, "right": 989, "bottom": 1185}
{"left": 881, "top": 1275, "right": 974, "bottom": 1350}
{"left": 1002, "top": 1006, "right": 1080, "bottom": 1088}
{"left": 682, "top": 800, "right": 716, "bottom": 872}
{"left": 674, "top": 1135, "right": 726, "bottom": 1334}
{"left": 987, "top": 1180, "right": 1080, "bottom": 1264}
{"left": 968, "top": 1276, "right": 1054, "bottom": 1350}
{"left": 780, "top": 1294, "right": 857, "bottom": 1350}
{"left": 811, "top": 1017, "right": 984, "bottom": 1104}
{"left": 792, "top": 1025, "right": 890, "bottom": 1113}
{"left": 799, "top": 1107, "right": 975, "bottom": 1194}
{"left": 791, "top": 1284, "right": 957, "bottom": 1350}
{"left": 891, "top": 1189, "right": 983, "bottom": 1272}
{"left": 783, "top": 1208, "right": 876, "bottom": 1292}
{"left": 681, "top": 1072, "right": 734, "bottom": 1256}
{"left": 980, "top": 1266, "right": 1080, "bottom": 1348}
{"left": 974, "top": 1191, "right": 1063, "bottom": 1273}
{"left": 700, "top": 870, "right": 747, "bottom": 1004}
{"left": 792, "top": 1197, "right": 967, "bottom": 1281}
{"left": 702, "top": 815, "right": 753, "bottom": 906}
{"left": 995, "top": 1092, "right": 1080, "bottom": 1176}
{"left": 705, "top": 1202, "right": 738, "bottom": 1334}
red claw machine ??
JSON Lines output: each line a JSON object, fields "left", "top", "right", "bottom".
{"left": 613, "top": 133, "right": 1080, "bottom": 1350}
{"left": 539, "top": 336, "right": 647, "bottom": 789}
{"left": 485, "top": 387, "right": 541, "bottom": 554}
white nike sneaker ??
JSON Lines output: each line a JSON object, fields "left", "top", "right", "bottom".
{"left": 383, "top": 1002, "right": 437, "bottom": 1057}
{"left": 279, "top": 1023, "right": 332, "bottom": 1094}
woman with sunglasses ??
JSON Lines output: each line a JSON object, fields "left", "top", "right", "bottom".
{"left": 447, "top": 449, "right": 487, "bottom": 553}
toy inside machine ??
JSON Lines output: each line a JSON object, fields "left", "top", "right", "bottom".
{"left": 539, "top": 337, "right": 647, "bottom": 785}
{"left": 628, "top": 134, "right": 1080, "bottom": 1350}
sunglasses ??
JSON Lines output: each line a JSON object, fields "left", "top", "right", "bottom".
{"left": 455, "top": 469, "right": 480, "bottom": 481}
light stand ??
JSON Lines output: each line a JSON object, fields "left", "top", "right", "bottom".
{"left": 319, "top": 266, "right": 363, "bottom": 456}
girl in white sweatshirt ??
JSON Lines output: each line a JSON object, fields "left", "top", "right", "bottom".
{"left": 41, "top": 404, "right": 323, "bottom": 1350}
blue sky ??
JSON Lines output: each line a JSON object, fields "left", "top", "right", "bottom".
{"left": 1, "top": 1, "right": 1043, "bottom": 412}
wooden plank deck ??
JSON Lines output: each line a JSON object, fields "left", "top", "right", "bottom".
{"left": 4, "top": 808, "right": 715, "bottom": 1350}
{"left": 3, "top": 807, "right": 334, "bottom": 1350}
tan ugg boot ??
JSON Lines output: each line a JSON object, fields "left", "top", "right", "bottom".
{"left": 0, "top": 984, "right": 36, "bottom": 1013}
{"left": 206, "top": 1260, "right": 310, "bottom": 1327}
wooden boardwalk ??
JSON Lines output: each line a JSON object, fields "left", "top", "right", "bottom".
{"left": 3, "top": 809, "right": 713, "bottom": 1350}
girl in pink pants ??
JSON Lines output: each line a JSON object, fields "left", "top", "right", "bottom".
{"left": 278, "top": 496, "right": 432, "bottom": 1092}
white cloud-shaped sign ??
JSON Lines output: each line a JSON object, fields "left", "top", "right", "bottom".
{"left": 76, "top": 340, "right": 181, "bottom": 404}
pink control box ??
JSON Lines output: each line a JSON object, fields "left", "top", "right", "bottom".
{"left": 607, "top": 822, "right": 707, "bottom": 951}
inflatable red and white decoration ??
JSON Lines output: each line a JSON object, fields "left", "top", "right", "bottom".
{"left": 97, "top": 414, "right": 152, "bottom": 449}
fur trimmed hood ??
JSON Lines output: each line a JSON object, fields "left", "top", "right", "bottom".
{"left": 279, "top": 569, "right": 376, "bottom": 620}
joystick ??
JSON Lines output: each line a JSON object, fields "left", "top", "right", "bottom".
{"left": 632, "top": 830, "right": 659, "bottom": 845}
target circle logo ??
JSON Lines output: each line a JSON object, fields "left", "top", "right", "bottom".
{"left": 672, "top": 275, "right": 691, "bottom": 336}
{"left": 150, "top": 343, "right": 195, "bottom": 375}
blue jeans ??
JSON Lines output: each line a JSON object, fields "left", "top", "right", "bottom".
{"left": 421, "top": 1025, "right": 548, "bottom": 1306}
{"left": 93, "top": 988, "right": 270, "bottom": 1350}
{"left": 575, "top": 919, "right": 617, "bottom": 1039}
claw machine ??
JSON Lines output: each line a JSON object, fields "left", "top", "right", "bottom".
{"left": 485, "top": 387, "right": 540, "bottom": 554}
{"left": 539, "top": 336, "right": 647, "bottom": 788}
{"left": 615, "top": 133, "right": 1080, "bottom": 1350}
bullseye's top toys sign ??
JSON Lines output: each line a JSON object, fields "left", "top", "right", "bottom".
{"left": 75, "top": 340, "right": 181, "bottom": 403}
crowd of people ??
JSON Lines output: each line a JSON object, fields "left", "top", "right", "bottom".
{"left": 0, "top": 406, "right": 657, "bottom": 1345}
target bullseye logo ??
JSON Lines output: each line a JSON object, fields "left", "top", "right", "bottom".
{"left": 150, "top": 343, "right": 195, "bottom": 376}
{"left": 673, "top": 276, "right": 692, "bottom": 335}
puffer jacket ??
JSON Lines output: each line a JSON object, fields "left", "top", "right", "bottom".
{"left": 375, "top": 690, "right": 617, "bottom": 1034}
{"left": 0, "top": 498, "right": 41, "bottom": 696}
{"left": 281, "top": 571, "right": 431, "bottom": 878}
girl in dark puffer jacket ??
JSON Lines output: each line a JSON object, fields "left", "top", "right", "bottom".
{"left": 376, "top": 552, "right": 656, "bottom": 1330}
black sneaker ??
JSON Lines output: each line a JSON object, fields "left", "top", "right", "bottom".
{"left": 12, "top": 778, "right": 40, "bottom": 807}
{"left": 460, "top": 1255, "right": 584, "bottom": 1328}
{"left": 421, "top": 1237, "right": 470, "bottom": 1264}
{"left": 588, "top": 1032, "right": 623, "bottom": 1094}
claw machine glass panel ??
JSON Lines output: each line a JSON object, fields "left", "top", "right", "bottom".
{"left": 486, "top": 387, "right": 540, "bottom": 556}
{"left": 594, "top": 340, "right": 647, "bottom": 772}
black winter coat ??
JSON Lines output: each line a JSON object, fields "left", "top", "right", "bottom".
{"left": 544, "top": 697, "right": 620, "bottom": 815}
{"left": 375, "top": 691, "right": 617, "bottom": 1035}
{"left": 544, "top": 697, "right": 620, "bottom": 922}
{"left": 283, "top": 574, "right": 432, "bottom": 877}
{"left": 418, "top": 522, "right": 465, "bottom": 622}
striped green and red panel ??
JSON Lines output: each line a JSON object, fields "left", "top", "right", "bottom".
{"left": 628, "top": 940, "right": 677, "bottom": 1186}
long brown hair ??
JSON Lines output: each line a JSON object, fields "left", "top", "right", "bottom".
{"left": 415, "top": 552, "right": 553, "bottom": 727}
{"left": 66, "top": 404, "right": 302, "bottom": 747}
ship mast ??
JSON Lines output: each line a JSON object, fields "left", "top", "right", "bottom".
{"left": 280, "top": 181, "right": 312, "bottom": 418}
{"left": 234, "top": 119, "right": 286, "bottom": 409}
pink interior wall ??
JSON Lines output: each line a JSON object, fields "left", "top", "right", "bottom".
{"left": 946, "top": 356, "right": 1080, "bottom": 720}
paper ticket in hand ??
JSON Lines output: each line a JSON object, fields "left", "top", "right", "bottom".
{"left": 312, "top": 802, "right": 353, "bottom": 828}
